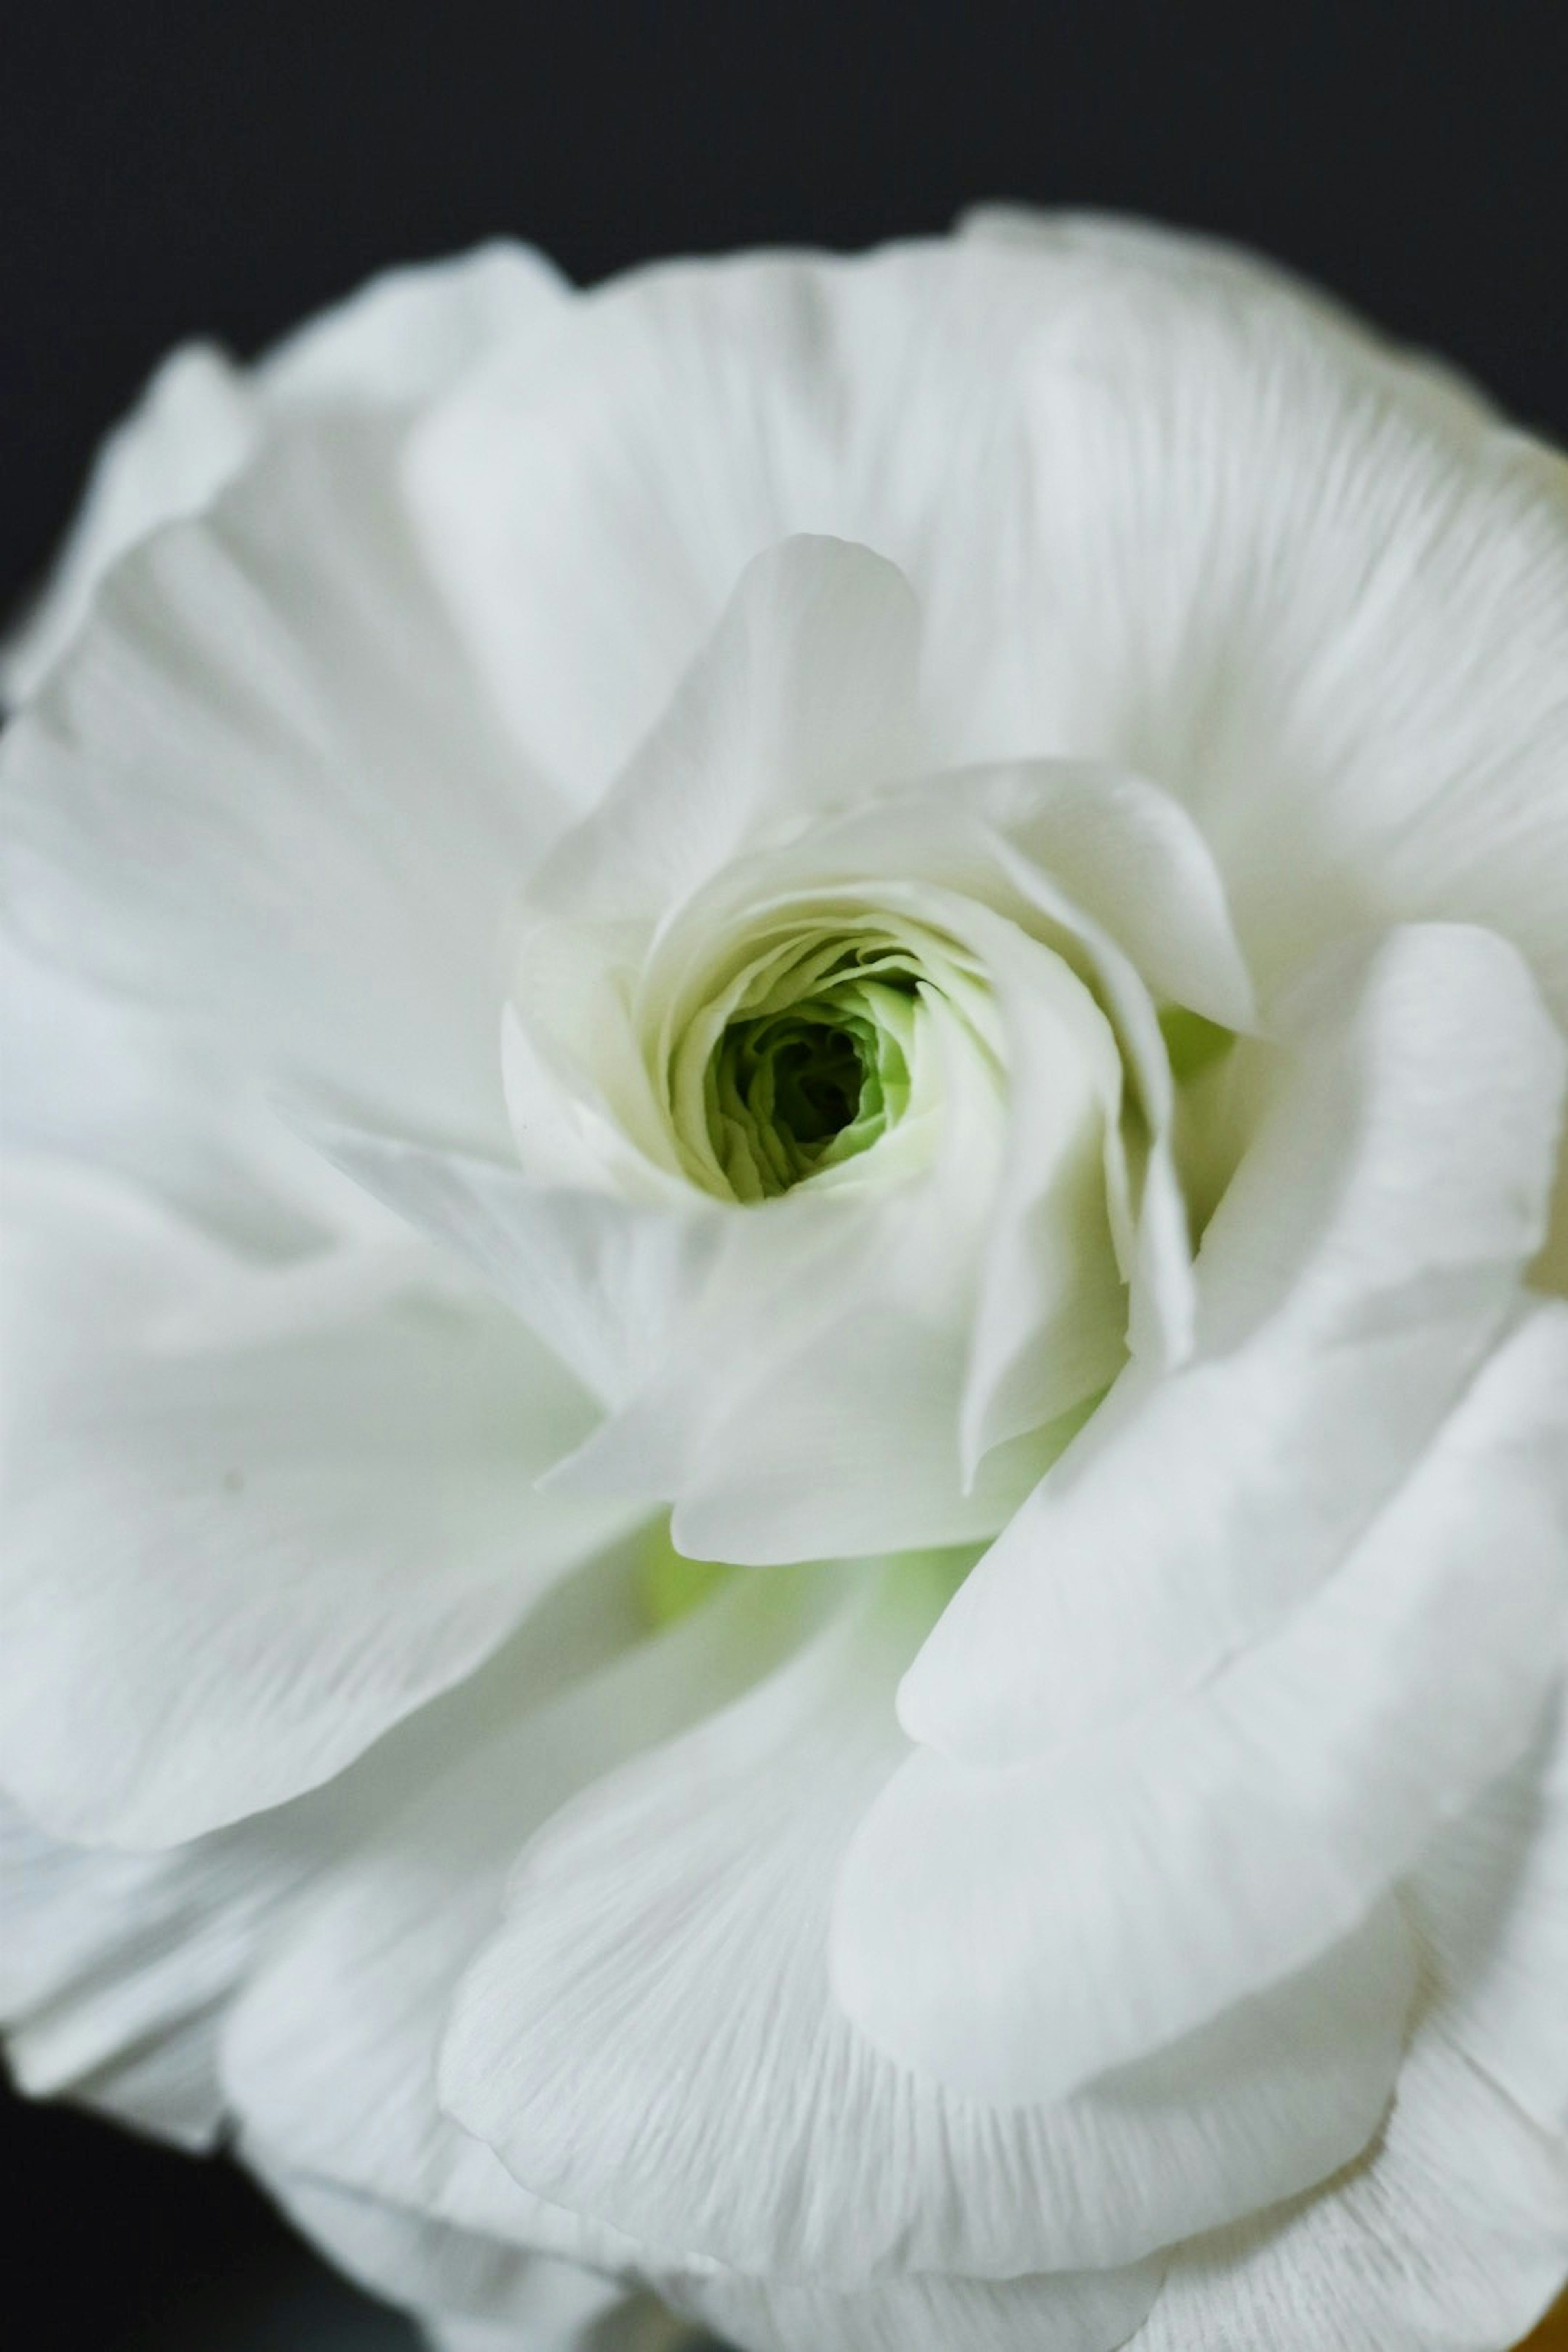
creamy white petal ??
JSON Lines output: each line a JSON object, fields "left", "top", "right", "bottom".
{"left": 901, "top": 923, "right": 1565, "bottom": 1765}
{"left": 1128, "top": 2028, "right": 1568, "bottom": 2352}
{"left": 965, "top": 760, "right": 1257, "bottom": 1032}
{"left": 403, "top": 240, "right": 1131, "bottom": 802}
{"left": 0, "top": 1799, "right": 286, "bottom": 2148}
{"left": 0, "top": 1161, "right": 629, "bottom": 1845}
{"left": 2, "top": 345, "right": 258, "bottom": 705}
{"left": 406, "top": 229, "right": 1568, "bottom": 1038}
{"left": 4, "top": 242, "right": 567, "bottom": 707}
{"left": 663, "top": 2261, "right": 1160, "bottom": 2352}
{"left": 441, "top": 1565, "right": 1411, "bottom": 2283}
{"left": 255, "top": 2161, "right": 682, "bottom": 2352}
{"left": 427, "top": 2315, "right": 688, "bottom": 2352}
{"left": 1411, "top": 1680, "right": 1568, "bottom": 2138}
{"left": 834, "top": 1304, "right": 1568, "bottom": 2103}
{"left": 532, "top": 536, "right": 921, "bottom": 924}
{"left": 261, "top": 241, "right": 568, "bottom": 409}
{"left": 1, "top": 417, "right": 556, "bottom": 1148}
{"left": 295, "top": 1109, "right": 723, "bottom": 1408}
{"left": 0, "top": 927, "right": 404, "bottom": 1257}
{"left": 0, "top": 1610, "right": 501, "bottom": 2151}
{"left": 222, "top": 1565, "right": 831, "bottom": 2256}
{"left": 294, "top": 1094, "right": 1022, "bottom": 1561}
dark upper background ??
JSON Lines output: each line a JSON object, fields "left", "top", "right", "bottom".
{"left": 4, "top": 4, "right": 1566, "bottom": 2346}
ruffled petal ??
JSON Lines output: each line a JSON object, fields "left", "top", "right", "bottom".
{"left": 663, "top": 2261, "right": 1159, "bottom": 2352}
{"left": 2, "top": 345, "right": 258, "bottom": 705}
{"left": 222, "top": 1564, "right": 832, "bottom": 2258}
{"left": 403, "top": 243, "right": 1055, "bottom": 802}
{"left": 834, "top": 1303, "right": 1568, "bottom": 2103}
{"left": 406, "top": 226, "right": 1568, "bottom": 1047}
{"left": 294, "top": 1109, "right": 723, "bottom": 1408}
{"left": 1128, "top": 2029, "right": 1568, "bottom": 2352}
{"left": 1411, "top": 1679, "right": 1568, "bottom": 2138}
{"left": 1, "top": 416, "right": 557, "bottom": 1147}
{"left": 901, "top": 923, "right": 1565, "bottom": 1766}
{"left": 5, "top": 242, "right": 566, "bottom": 706}
{"left": 531, "top": 535, "right": 921, "bottom": 925}
{"left": 0, "top": 1798, "right": 302, "bottom": 2148}
{"left": 255, "top": 2161, "right": 679, "bottom": 2352}
{"left": 261, "top": 241, "right": 567, "bottom": 409}
{"left": 0, "top": 1161, "right": 630, "bottom": 1845}
{"left": 441, "top": 1563, "right": 1411, "bottom": 2284}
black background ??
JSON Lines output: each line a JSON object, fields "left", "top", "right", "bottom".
{"left": 4, "top": 4, "right": 1566, "bottom": 2345}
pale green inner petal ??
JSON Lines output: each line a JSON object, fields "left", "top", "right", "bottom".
{"left": 638, "top": 1514, "right": 986, "bottom": 1628}
{"left": 648, "top": 904, "right": 999, "bottom": 1205}
{"left": 1158, "top": 1004, "right": 1236, "bottom": 1085}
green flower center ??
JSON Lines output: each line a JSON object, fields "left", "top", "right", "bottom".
{"left": 708, "top": 965, "right": 919, "bottom": 1199}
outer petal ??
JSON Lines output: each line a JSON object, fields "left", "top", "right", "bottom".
{"left": 425, "top": 2314, "right": 687, "bottom": 2352}
{"left": 261, "top": 241, "right": 567, "bottom": 409}
{"left": 1410, "top": 1682, "right": 1568, "bottom": 2139}
{"left": 901, "top": 923, "right": 1566, "bottom": 1765}
{"left": 405, "top": 226, "right": 1568, "bottom": 1057}
{"left": 1129, "top": 2031, "right": 1568, "bottom": 2352}
{"left": 834, "top": 1304, "right": 1568, "bottom": 2103}
{"left": 0, "top": 1546, "right": 624, "bottom": 2154}
{"left": 440, "top": 1564, "right": 1410, "bottom": 2285}
{"left": 294, "top": 1110, "right": 723, "bottom": 1409}
{"left": 0, "top": 927, "right": 398, "bottom": 1257}
{"left": 0, "top": 1161, "right": 631, "bottom": 1845}
{"left": 662, "top": 2262, "right": 1159, "bottom": 2352}
{"left": 531, "top": 535, "right": 921, "bottom": 924}
{"left": 2, "top": 345, "right": 257, "bottom": 705}
{"left": 255, "top": 2163, "right": 680, "bottom": 2352}
{"left": 0, "top": 1798, "right": 303, "bottom": 2148}
{"left": 4, "top": 242, "right": 566, "bottom": 705}
{"left": 220, "top": 1565, "right": 833, "bottom": 2258}
{"left": 1, "top": 416, "right": 557, "bottom": 1148}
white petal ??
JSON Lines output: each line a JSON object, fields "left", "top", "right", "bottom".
{"left": 425, "top": 2313, "right": 686, "bottom": 2352}
{"left": 2, "top": 345, "right": 258, "bottom": 705}
{"left": 440, "top": 1565, "right": 1411, "bottom": 2283}
{"left": 834, "top": 1304, "right": 1568, "bottom": 2103}
{"left": 5, "top": 242, "right": 567, "bottom": 707}
{"left": 1411, "top": 1678, "right": 1568, "bottom": 2137}
{"left": 406, "top": 228, "right": 1568, "bottom": 1040}
{"left": 295, "top": 1095, "right": 1029, "bottom": 1563}
{"left": 0, "top": 926, "right": 401, "bottom": 1256}
{"left": 1129, "top": 2028, "right": 1568, "bottom": 2352}
{"left": 294, "top": 1109, "right": 722, "bottom": 1408}
{"left": 969, "top": 759, "right": 1257, "bottom": 1031}
{"left": 901, "top": 923, "right": 1566, "bottom": 1766}
{"left": 254, "top": 2161, "right": 681, "bottom": 2352}
{"left": 0, "top": 1798, "right": 289, "bottom": 2148}
{"left": 0, "top": 1610, "right": 501, "bottom": 2150}
{"left": 1, "top": 416, "right": 556, "bottom": 1148}
{"left": 951, "top": 209, "right": 1568, "bottom": 1024}
{"left": 0, "top": 1161, "right": 630, "bottom": 1845}
{"left": 664, "top": 2263, "right": 1159, "bottom": 2352}
{"left": 261, "top": 241, "right": 568, "bottom": 409}
{"left": 401, "top": 241, "right": 1102, "bottom": 800}
{"left": 222, "top": 1562, "right": 832, "bottom": 2260}
{"left": 532, "top": 536, "right": 921, "bottom": 922}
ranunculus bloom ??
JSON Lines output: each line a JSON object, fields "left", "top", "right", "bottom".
{"left": 3, "top": 214, "right": 1566, "bottom": 2352}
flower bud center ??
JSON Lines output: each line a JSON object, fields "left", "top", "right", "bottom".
{"left": 706, "top": 962, "right": 920, "bottom": 1199}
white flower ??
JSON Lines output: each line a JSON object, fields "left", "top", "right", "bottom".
{"left": 2, "top": 212, "right": 1567, "bottom": 2352}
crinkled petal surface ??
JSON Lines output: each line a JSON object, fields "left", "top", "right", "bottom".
{"left": 3, "top": 240, "right": 565, "bottom": 704}
{"left": 833, "top": 1304, "right": 1568, "bottom": 2105}
{"left": 441, "top": 1564, "right": 1413, "bottom": 2283}
{"left": 1, "top": 417, "right": 560, "bottom": 1147}
{"left": 900, "top": 922, "right": 1566, "bottom": 1766}
{"left": 0, "top": 1161, "right": 633, "bottom": 1845}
